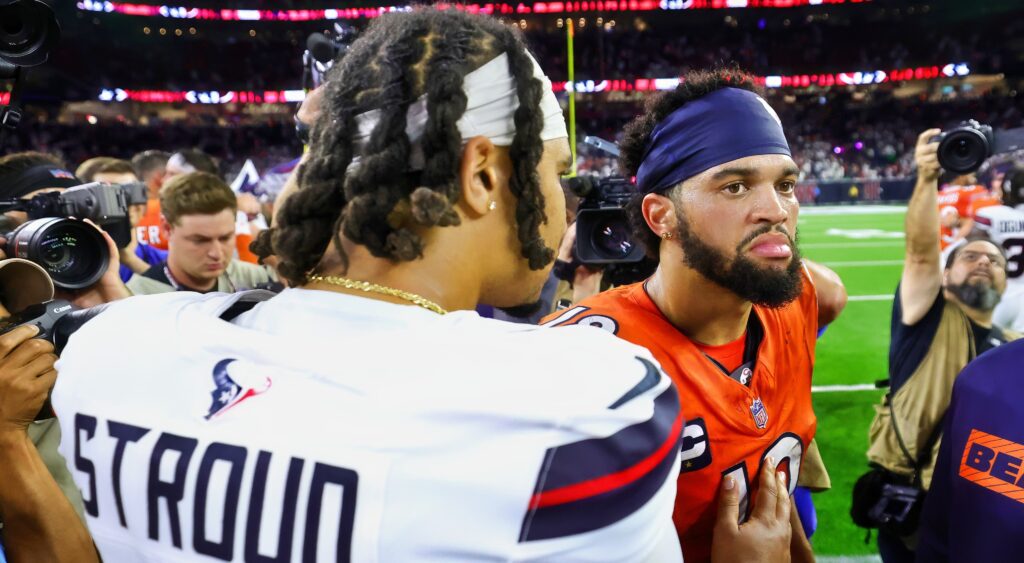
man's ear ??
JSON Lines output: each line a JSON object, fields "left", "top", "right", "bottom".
{"left": 641, "top": 192, "right": 678, "bottom": 239}
{"left": 160, "top": 214, "right": 173, "bottom": 235}
{"left": 458, "top": 136, "right": 503, "bottom": 217}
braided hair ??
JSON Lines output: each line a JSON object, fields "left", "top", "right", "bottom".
{"left": 620, "top": 66, "right": 762, "bottom": 259}
{"left": 256, "top": 9, "right": 554, "bottom": 285}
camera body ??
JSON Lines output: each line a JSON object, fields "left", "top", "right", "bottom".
{"left": 118, "top": 181, "right": 148, "bottom": 207}
{"left": 23, "top": 182, "right": 131, "bottom": 240}
{"left": 569, "top": 175, "right": 645, "bottom": 265}
{"left": 933, "top": 120, "right": 1024, "bottom": 174}
{"left": 0, "top": 299, "right": 107, "bottom": 420}
{"left": 566, "top": 175, "right": 655, "bottom": 287}
{"left": 0, "top": 299, "right": 73, "bottom": 346}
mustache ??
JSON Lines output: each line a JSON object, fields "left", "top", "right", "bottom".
{"left": 738, "top": 224, "right": 795, "bottom": 251}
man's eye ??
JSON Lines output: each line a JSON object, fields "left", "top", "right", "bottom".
{"left": 724, "top": 183, "right": 747, "bottom": 195}
{"left": 778, "top": 181, "right": 796, "bottom": 194}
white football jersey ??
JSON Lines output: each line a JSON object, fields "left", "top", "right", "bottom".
{"left": 974, "top": 205, "right": 1024, "bottom": 332}
{"left": 53, "top": 289, "right": 683, "bottom": 562}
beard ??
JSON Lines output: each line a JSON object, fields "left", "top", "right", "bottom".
{"left": 947, "top": 279, "right": 1001, "bottom": 312}
{"left": 675, "top": 216, "right": 803, "bottom": 308}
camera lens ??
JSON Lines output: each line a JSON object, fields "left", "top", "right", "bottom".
{"left": 592, "top": 216, "right": 636, "bottom": 260}
{"left": 937, "top": 128, "right": 990, "bottom": 174}
{"left": 5, "top": 218, "right": 108, "bottom": 290}
{"left": 0, "top": 0, "right": 61, "bottom": 67}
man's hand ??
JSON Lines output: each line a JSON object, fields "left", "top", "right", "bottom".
{"left": 0, "top": 325, "right": 56, "bottom": 438}
{"left": 0, "top": 323, "right": 98, "bottom": 563}
{"left": 901, "top": 128, "right": 946, "bottom": 326}
{"left": 711, "top": 458, "right": 793, "bottom": 563}
{"left": 573, "top": 265, "right": 603, "bottom": 303}
{"left": 557, "top": 222, "right": 577, "bottom": 263}
{"left": 915, "top": 128, "right": 942, "bottom": 184}
{"left": 236, "top": 193, "right": 262, "bottom": 220}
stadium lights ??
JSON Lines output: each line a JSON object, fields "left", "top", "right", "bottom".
{"left": 82, "top": 62, "right": 970, "bottom": 106}
{"left": 76, "top": 0, "right": 870, "bottom": 22}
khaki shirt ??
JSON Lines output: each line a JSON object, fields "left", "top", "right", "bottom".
{"left": 127, "top": 260, "right": 277, "bottom": 296}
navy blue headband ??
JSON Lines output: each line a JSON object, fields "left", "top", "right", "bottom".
{"left": 0, "top": 165, "right": 81, "bottom": 200}
{"left": 635, "top": 87, "right": 792, "bottom": 194}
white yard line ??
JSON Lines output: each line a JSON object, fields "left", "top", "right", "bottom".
{"left": 812, "top": 384, "right": 879, "bottom": 393}
{"left": 847, "top": 295, "right": 894, "bottom": 302}
{"left": 821, "top": 260, "right": 903, "bottom": 267}
{"left": 817, "top": 556, "right": 882, "bottom": 563}
{"left": 800, "top": 206, "right": 906, "bottom": 216}
{"left": 801, "top": 241, "right": 903, "bottom": 249}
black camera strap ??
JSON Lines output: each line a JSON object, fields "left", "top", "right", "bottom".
{"left": 217, "top": 290, "right": 277, "bottom": 322}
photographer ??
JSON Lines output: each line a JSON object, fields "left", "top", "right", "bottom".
{"left": 0, "top": 154, "right": 132, "bottom": 308}
{"left": 0, "top": 258, "right": 99, "bottom": 562}
{"left": 126, "top": 171, "right": 277, "bottom": 295}
{"left": 0, "top": 152, "right": 77, "bottom": 228}
{"left": 862, "top": 130, "right": 1020, "bottom": 562}
{"left": 0, "top": 322, "right": 96, "bottom": 562}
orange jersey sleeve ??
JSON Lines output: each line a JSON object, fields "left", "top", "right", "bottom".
{"left": 541, "top": 270, "right": 819, "bottom": 563}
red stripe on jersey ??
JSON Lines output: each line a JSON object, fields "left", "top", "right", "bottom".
{"left": 529, "top": 405, "right": 684, "bottom": 509}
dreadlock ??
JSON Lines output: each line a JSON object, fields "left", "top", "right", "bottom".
{"left": 256, "top": 9, "right": 552, "bottom": 285}
{"left": 620, "top": 65, "right": 763, "bottom": 259}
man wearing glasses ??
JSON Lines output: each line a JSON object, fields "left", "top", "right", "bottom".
{"left": 864, "top": 129, "right": 1020, "bottom": 563}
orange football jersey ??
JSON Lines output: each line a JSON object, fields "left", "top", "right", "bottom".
{"left": 135, "top": 199, "right": 169, "bottom": 250}
{"left": 967, "top": 194, "right": 1001, "bottom": 219}
{"left": 541, "top": 268, "right": 819, "bottom": 563}
{"left": 937, "top": 183, "right": 987, "bottom": 218}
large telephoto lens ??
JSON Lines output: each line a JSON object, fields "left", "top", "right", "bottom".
{"left": 938, "top": 128, "right": 990, "bottom": 174}
{"left": 5, "top": 218, "right": 108, "bottom": 290}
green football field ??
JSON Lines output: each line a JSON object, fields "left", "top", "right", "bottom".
{"left": 798, "top": 206, "right": 906, "bottom": 558}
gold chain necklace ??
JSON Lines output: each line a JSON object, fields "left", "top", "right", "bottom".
{"left": 307, "top": 274, "right": 448, "bottom": 315}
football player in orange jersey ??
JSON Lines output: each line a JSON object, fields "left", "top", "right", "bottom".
{"left": 936, "top": 173, "right": 988, "bottom": 248}
{"left": 543, "top": 68, "right": 847, "bottom": 562}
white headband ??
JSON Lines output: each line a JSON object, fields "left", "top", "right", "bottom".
{"left": 350, "top": 53, "right": 568, "bottom": 171}
{"left": 167, "top": 153, "right": 197, "bottom": 174}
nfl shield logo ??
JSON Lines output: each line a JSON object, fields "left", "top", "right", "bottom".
{"left": 750, "top": 398, "right": 769, "bottom": 429}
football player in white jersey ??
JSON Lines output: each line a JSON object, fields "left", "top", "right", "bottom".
{"left": 0, "top": 9, "right": 796, "bottom": 563}
{"left": 977, "top": 167, "right": 1024, "bottom": 332}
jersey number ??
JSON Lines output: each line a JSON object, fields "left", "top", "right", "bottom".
{"left": 1004, "top": 238, "right": 1024, "bottom": 279}
{"left": 718, "top": 433, "right": 804, "bottom": 524}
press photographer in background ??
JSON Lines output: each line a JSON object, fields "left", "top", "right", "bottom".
{"left": 0, "top": 152, "right": 132, "bottom": 307}
{"left": 858, "top": 127, "right": 1021, "bottom": 563}
{"left": 0, "top": 258, "right": 98, "bottom": 561}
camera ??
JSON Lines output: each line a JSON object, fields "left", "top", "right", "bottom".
{"left": 302, "top": 23, "right": 354, "bottom": 91}
{"left": 566, "top": 174, "right": 657, "bottom": 287}
{"left": 117, "top": 181, "right": 148, "bottom": 207}
{"left": 569, "top": 175, "right": 646, "bottom": 265}
{"left": 0, "top": 0, "right": 60, "bottom": 138}
{"left": 0, "top": 0, "right": 60, "bottom": 67}
{"left": 0, "top": 299, "right": 108, "bottom": 419}
{"left": 1, "top": 183, "right": 132, "bottom": 289}
{"left": 932, "top": 120, "right": 1024, "bottom": 174}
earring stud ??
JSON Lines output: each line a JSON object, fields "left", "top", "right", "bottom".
{"left": 488, "top": 201, "right": 497, "bottom": 211}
